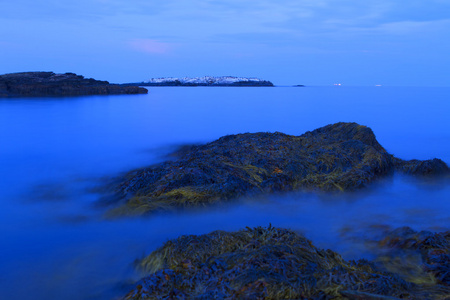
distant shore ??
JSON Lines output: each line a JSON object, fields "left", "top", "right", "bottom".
{"left": 0, "top": 72, "right": 148, "bottom": 97}
{"left": 123, "top": 76, "right": 274, "bottom": 87}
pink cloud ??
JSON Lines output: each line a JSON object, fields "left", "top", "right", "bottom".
{"left": 128, "top": 39, "right": 172, "bottom": 54}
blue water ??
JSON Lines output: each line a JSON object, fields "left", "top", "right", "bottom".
{"left": 0, "top": 87, "right": 449, "bottom": 299}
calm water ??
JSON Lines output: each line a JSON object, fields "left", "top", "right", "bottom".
{"left": 0, "top": 87, "right": 449, "bottom": 299}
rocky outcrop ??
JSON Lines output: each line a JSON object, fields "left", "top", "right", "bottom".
{"left": 124, "top": 76, "right": 274, "bottom": 87}
{"left": 0, "top": 72, "right": 147, "bottom": 97}
{"left": 124, "top": 226, "right": 450, "bottom": 299}
{"left": 112, "top": 122, "right": 449, "bottom": 215}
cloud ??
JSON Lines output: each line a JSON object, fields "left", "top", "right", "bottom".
{"left": 128, "top": 39, "right": 173, "bottom": 54}
{"left": 341, "top": 19, "right": 450, "bottom": 39}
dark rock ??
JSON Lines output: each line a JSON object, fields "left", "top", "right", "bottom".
{"left": 0, "top": 72, "right": 147, "bottom": 97}
{"left": 111, "top": 122, "right": 449, "bottom": 215}
{"left": 123, "top": 226, "right": 450, "bottom": 299}
{"left": 394, "top": 158, "right": 449, "bottom": 176}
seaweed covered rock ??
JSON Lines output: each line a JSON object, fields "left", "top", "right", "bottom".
{"left": 376, "top": 227, "right": 450, "bottom": 286}
{"left": 112, "top": 123, "right": 449, "bottom": 215}
{"left": 0, "top": 72, "right": 147, "bottom": 97}
{"left": 113, "top": 122, "right": 449, "bottom": 215}
{"left": 124, "top": 226, "right": 450, "bottom": 299}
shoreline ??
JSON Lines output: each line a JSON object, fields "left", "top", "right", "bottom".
{"left": 0, "top": 72, "right": 148, "bottom": 97}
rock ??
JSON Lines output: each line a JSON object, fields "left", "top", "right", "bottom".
{"left": 0, "top": 72, "right": 147, "bottom": 97}
{"left": 112, "top": 122, "right": 449, "bottom": 215}
{"left": 394, "top": 158, "right": 449, "bottom": 176}
{"left": 123, "top": 226, "right": 450, "bottom": 299}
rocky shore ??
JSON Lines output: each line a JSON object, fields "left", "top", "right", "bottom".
{"left": 108, "top": 122, "right": 450, "bottom": 299}
{"left": 112, "top": 122, "right": 449, "bottom": 216}
{"left": 124, "top": 225, "right": 450, "bottom": 299}
{"left": 0, "top": 72, "right": 147, "bottom": 97}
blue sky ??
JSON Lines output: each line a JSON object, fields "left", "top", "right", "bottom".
{"left": 1, "top": 0, "right": 449, "bottom": 86}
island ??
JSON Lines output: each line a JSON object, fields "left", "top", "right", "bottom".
{"left": 123, "top": 76, "right": 274, "bottom": 87}
{"left": 110, "top": 122, "right": 449, "bottom": 216}
{"left": 0, "top": 72, "right": 148, "bottom": 97}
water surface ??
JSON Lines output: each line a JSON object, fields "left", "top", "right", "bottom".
{"left": 0, "top": 87, "right": 449, "bottom": 299}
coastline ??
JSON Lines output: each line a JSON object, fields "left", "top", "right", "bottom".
{"left": 0, "top": 72, "right": 148, "bottom": 97}
{"left": 123, "top": 76, "right": 274, "bottom": 87}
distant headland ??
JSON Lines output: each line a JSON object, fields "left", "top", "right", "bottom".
{"left": 123, "top": 76, "right": 274, "bottom": 87}
{"left": 0, "top": 72, "right": 148, "bottom": 97}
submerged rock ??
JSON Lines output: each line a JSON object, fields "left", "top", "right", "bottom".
{"left": 0, "top": 72, "right": 147, "bottom": 97}
{"left": 112, "top": 122, "right": 448, "bottom": 215}
{"left": 124, "top": 226, "right": 450, "bottom": 299}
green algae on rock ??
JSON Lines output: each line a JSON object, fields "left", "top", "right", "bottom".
{"left": 123, "top": 226, "right": 450, "bottom": 299}
{"left": 0, "top": 72, "right": 147, "bottom": 97}
{"left": 113, "top": 122, "right": 449, "bottom": 215}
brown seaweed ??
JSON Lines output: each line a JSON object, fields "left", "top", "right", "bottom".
{"left": 123, "top": 226, "right": 450, "bottom": 299}
{"left": 112, "top": 122, "right": 449, "bottom": 215}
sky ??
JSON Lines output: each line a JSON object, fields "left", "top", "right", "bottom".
{"left": 1, "top": 0, "right": 449, "bottom": 86}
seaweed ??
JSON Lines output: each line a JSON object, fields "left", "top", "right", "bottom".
{"left": 375, "top": 227, "right": 450, "bottom": 287}
{"left": 123, "top": 226, "right": 450, "bottom": 299}
{"left": 112, "top": 122, "right": 449, "bottom": 215}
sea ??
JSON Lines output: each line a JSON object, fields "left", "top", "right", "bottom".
{"left": 0, "top": 86, "right": 449, "bottom": 299}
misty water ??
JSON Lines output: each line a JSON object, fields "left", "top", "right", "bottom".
{"left": 0, "top": 86, "right": 449, "bottom": 299}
